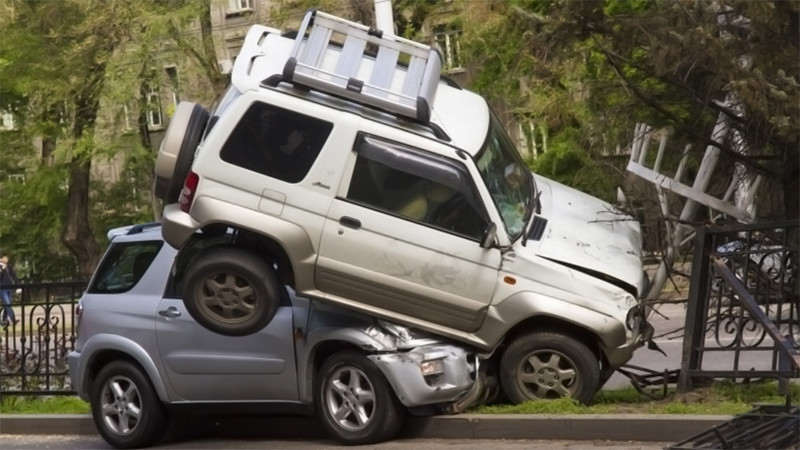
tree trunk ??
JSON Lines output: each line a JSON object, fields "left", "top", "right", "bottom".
{"left": 61, "top": 70, "right": 104, "bottom": 278}
{"left": 199, "top": 1, "right": 227, "bottom": 97}
{"left": 62, "top": 160, "right": 102, "bottom": 277}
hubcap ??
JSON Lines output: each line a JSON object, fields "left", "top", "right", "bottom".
{"left": 516, "top": 350, "right": 579, "bottom": 399}
{"left": 324, "top": 366, "right": 376, "bottom": 432}
{"left": 197, "top": 272, "right": 257, "bottom": 324}
{"left": 100, "top": 375, "right": 142, "bottom": 436}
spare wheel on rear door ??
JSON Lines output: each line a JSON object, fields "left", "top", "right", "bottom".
{"left": 154, "top": 101, "right": 209, "bottom": 203}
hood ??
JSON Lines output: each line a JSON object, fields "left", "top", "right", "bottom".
{"left": 527, "top": 174, "right": 645, "bottom": 296}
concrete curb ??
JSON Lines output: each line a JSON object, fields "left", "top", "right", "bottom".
{"left": 0, "top": 414, "right": 731, "bottom": 442}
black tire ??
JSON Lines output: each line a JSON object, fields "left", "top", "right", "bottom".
{"left": 315, "top": 351, "right": 404, "bottom": 445}
{"left": 500, "top": 332, "right": 600, "bottom": 405}
{"left": 154, "top": 102, "right": 209, "bottom": 203}
{"left": 90, "top": 360, "right": 168, "bottom": 449}
{"left": 183, "top": 246, "right": 280, "bottom": 336}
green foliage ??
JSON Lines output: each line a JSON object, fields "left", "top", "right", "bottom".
{"left": 0, "top": 0, "right": 218, "bottom": 279}
{"left": 458, "top": 0, "right": 799, "bottom": 205}
{"left": 528, "top": 131, "right": 621, "bottom": 202}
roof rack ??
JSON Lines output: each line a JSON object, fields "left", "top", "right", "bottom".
{"left": 282, "top": 9, "right": 442, "bottom": 124}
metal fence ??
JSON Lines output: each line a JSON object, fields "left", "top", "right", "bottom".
{"left": 678, "top": 219, "right": 800, "bottom": 391}
{"left": 0, "top": 281, "right": 87, "bottom": 397}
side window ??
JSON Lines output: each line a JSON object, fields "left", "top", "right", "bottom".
{"left": 88, "top": 241, "right": 163, "bottom": 294}
{"left": 219, "top": 102, "right": 333, "bottom": 183}
{"left": 347, "top": 134, "right": 488, "bottom": 240}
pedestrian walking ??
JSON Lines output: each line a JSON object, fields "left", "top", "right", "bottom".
{"left": 0, "top": 252, "right": 20, "bottom": 327}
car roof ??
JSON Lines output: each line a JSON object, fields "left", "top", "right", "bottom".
{"left": 106, "top": 222, "right": 164, "bottom": 243}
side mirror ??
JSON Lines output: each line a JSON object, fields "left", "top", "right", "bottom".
{"left": 479, "top": 223, "right": 497, "bottom": 249}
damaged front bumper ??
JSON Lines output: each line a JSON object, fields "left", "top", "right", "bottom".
{"left": 603, "top": 306, "right": 655, "bottom": 368}
{"left": 369, "top": 343, "right": 479, "bottom": 408}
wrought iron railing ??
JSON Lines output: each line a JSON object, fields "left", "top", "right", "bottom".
{"left": 678, "top": 219, "right": 800, "bottom": 391}
{"left": 0, "top": 281, "right": 87, "bottom": 397}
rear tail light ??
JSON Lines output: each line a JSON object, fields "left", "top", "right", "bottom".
{"left": 179, "top": 171, "right": 199, "bottom": 213}
{"left": 75, "top": 303, "right": 83, "bottom": 336}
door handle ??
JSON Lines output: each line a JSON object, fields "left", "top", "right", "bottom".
{"left": 339, "top": 216, "right": 361, "bottom": 229}
{"left": 158, "top": 307, "right": 181, "bottom": 318}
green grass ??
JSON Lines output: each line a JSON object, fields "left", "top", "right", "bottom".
{"left": 1, "top": 380, "right": 796, "bottom": 415}
{"left": 471, "top": 380, "right": 799, "bottom": 415}
{"left": 0, "top": 396, "right": 90, "bottom": 414}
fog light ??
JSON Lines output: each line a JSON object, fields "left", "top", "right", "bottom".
{"left": 420, "top": 359, "right": 444, "bottom": 376}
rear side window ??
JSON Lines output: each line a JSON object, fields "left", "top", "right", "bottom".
{"left": 88, "top": 241, "right": 163, "bottom": 294}
{"left": 219, "top": 102, "right": 333, "bottom": 183}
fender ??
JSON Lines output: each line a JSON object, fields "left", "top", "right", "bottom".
{"left": 476, "top": 291, "right": 627, "bottom": 351}
{"left": 190, "top": 195, "right": 318, "bottom": 291}
{"left": 79, "top": 333, "right": 171, "bottom": 402}
{"left": 295, "top": 324, "right": 394, "bottom": 401}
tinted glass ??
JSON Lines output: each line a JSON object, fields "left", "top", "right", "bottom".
{"left": 220, "top": 102, "right": 333, "bottom": 183}
{"left": 88, "top": 241, "right": 163, "bottom": 294}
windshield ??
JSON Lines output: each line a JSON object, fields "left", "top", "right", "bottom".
{"left": 475, "top": 112, "right": 534, "bottom": 241}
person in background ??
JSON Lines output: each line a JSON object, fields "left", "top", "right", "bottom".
{"left": 0, "top": 252, "right": 20, "bottom": 327}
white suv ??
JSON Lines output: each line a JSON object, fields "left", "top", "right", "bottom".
{"left": 156, "top": 10, "right": 652, "bottom": 404}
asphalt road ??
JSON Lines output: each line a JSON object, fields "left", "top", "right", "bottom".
{"left": 0, "top": 435, "right": 672, "bottom": 450}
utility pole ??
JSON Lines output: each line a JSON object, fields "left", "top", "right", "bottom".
{"left": 374, "top": 0, "right": 394, "bottom": 36}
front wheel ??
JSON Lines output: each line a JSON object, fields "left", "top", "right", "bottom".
{"left": 316, "top": 351, "right": 405, "bottom": 445}
{"left": 183, "top": 246, "right": 281, "bottom": 336}
{"left": 90, "top": 360, "right": 168, "bottom": 449}
{"left": 500, "top": 331, "right": 600, "bottom": 405}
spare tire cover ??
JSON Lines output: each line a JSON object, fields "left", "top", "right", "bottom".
{"left": 154, "top": 102, "right": 210, "bottom": 203}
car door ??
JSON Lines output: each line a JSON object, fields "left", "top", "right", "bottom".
{"left": 154, "top": 296, "right": 298, "bottom": 402}
{"left": 316, "top": 133, "right": 501, "bottom": 332}
{"left": 154, "top": 239, "right": 299, "bottom": 402}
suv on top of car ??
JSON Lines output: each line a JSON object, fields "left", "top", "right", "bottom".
{"left": 67, "top": 222, "right": 482, "bottom": 448}
{"left": 155, "top": 9, "right": 653, "bottom": 404}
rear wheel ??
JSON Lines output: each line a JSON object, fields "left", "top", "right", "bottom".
{"left": 183, "top": 246, "right": 281, "bottom": 336}
{"left": 316, "top": 351, "right": 404, "bottom": 445}
{"left": 90, "top": 360, "right": 168, "bottom": 449}
{"left": 500, "top": 331, "right": 600, "bottom": 405}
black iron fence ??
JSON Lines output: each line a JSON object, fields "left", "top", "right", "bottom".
{"left": 678, "top": 219, "right": 800, "bottom": 391}
{"left": 0, "top": 281, "right": 87, "bottom": 397}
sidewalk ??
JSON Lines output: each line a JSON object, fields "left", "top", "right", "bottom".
{"left": 0, "top": 413, "right": 731, "bottom": 442}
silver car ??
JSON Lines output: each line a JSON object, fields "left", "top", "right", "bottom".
{"left": 67, "top": 223, "right": 483, "bottom": 449}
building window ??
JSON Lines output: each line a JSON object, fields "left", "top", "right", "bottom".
{"left": 434, "top": 25, "right": 462, "bottom": 72}
{"left": 1, "top": 111, "right": 15, "bottom": 130}
{"left": 146, "top": 83, "right": 163, "bottom": 130}
{"left": 227, "top": 0, "right": 253, "bottom": 15}
{"left": 165, "top": 66, "right": 180, "bottom": 106}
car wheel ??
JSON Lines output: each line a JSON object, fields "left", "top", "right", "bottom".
{"left": 500, "top": 332, "right": 600, "bottom": 405}
{"left": 90, "top": 360, "right": 168, "bottom": 449}
{"left": 183, "top": 246, "right": 280, "bottom": 336}
{"left": 316, "top": 351, "right": 404, "bottom": 445}
{"left": 154, "top": 101, "right": 209, "bottom": 203}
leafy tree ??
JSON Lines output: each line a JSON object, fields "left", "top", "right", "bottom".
{"left": 0, "top": 0, "right": 221, "bottom": 279}
{"left": 459, "top": 0, "right": 799, "bottom": 218}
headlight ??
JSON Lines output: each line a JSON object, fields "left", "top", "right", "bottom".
{"left": 420, "top": 359, "right": 444, "bottom": 376}
{"left": 626, "top": 305, "right": 641, "bottom": 330}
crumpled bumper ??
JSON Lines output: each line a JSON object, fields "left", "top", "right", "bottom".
{"left": 603, "top": 310, "right": 655, "bottom": 368}
{"left": 369, "top": 344, "right": 476, "bottom": 408}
